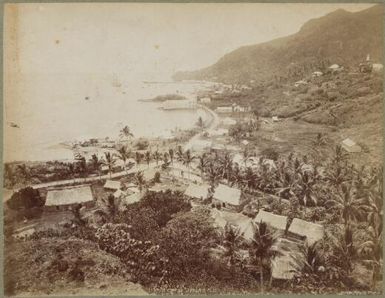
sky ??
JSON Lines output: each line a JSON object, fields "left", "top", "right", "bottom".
{"left": 6, "top": 2, "right": 375, "bottom": 81}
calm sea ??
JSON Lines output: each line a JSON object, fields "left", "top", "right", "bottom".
{"left": 4, "top": 74, "right": 213, "bottom": 162}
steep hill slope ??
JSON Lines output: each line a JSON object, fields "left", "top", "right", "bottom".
{"left": 174, "top": 5, "right": 383, "bottom": 84}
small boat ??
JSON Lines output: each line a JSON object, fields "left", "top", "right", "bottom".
{"left": 9, "top": 122, "right": 20, "bottom": 128}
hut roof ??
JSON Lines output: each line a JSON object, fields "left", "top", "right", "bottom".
{"left": 341, "top": 138, "right": 362, "bottom": 153}
{"left": 212, "top": 210, "right": 255, "bottom": 241}
{"left": 45, "top": 185, "right": 93, "bottom": 206}
{"left": 213, "top": 184, "right": 241, "bottom": 205}
{"left": 254, "top": 210, "right": 287, "bottom": 231}
{"left": 288, "top": 218, "right": 324, "bottom": 245}
{"left": 104, "top": 180, "right": 121, "bottom": 190}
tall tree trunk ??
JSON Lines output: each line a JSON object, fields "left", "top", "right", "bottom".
{"left": 260, "top": 257, "right": 264, "bottom": 293}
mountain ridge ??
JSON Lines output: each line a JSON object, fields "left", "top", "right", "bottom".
{"left": 173, "top": 4, "right": 384, "bottom": 84}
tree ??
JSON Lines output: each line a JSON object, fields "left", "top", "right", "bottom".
{"left": 325, "top": 183, "right": 364, "bottom": 227}
{"left": 116, "top": 146, "right": 131, "bottom": 174}
{"left": 145, "top": 150, "right": 152, "bottom": 168}
{"left": 168, "top": 148, "right": 174, "bottom": 165}
{"left": 196, "top": 116, "right": 204, "bottom": 130}
{"left": 71, "top": 203, "right": 86, "bottom": 226}
{"left": 182, "top": 149, "right": 195, "bottom": 179}
{"left": 153, "top": 150, "right": 161, "bottom": 165}
{"left": 135, "top": 152, "right": 142, "bottom": 168}
{"left": 219, "top": 151, "right": 234, "bottom": 181}
{"left": 77, "top": 157, "right": 88, "bottom": 182}
{"left": 90, "top": 154, "right": 103, "bottom": 181}
{"left": 134, "top": 171, "right": 146, "bottom": 193}
{"left": 176, "top": 145, "right": 184, "bottom": 163}
{"left": 67, "top": 162, "right": 77, "bottom": 183}
{"left": 250, "top": 221, "right": 280, "bottom": 293}
{"left": 104, "top": 194, "right": 118, "bottom": 220}
{"left": 223, "top": 224, "right": 242, "bottom": 266}
{"left": 358, "top": 226, "right": 383, "bottom": 289}
{"left": 157, "top": 209, "right": 217, "bottom": 279}
{"left": 7, "top": 187, "right": 43, "bottom": 210}
{"left": 197, "top": 153, "right": 207, "bottom": 178}
{"left": 120, "top": 125, "right": 134, "bottom": 142}
{"left": 103, "top": 152, "right": 116, "bottom": 179}
{"left": 16, "top": 164, "right": 31, "bottom": 185}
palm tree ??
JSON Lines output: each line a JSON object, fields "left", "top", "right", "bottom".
{"left": 134, "top": 171, "right": 146, "bottom": 193}
{"left": 67, "top": 162, "right": 77, "bottom": 183}
{"left": 168, "top": 148, "right": 174, "bottom": 165}
{"left": 153, "top": 150, "right": 161, "bottom": 165}
{"left": 103, "top": 152, "right": 116, "bottom": 179}
{"left": 206, "top": 162, "right": 220, "bottom": 191}
{"left": 358, "top": 225, "right": 383, "bottom": 289}
{"left": 145, "top": 150, "right": 152, "bottom": 168}
{"left": 295, "top": 171, "right": 318, "bottom": 208}
{"left": 196, "top": 116, "right": 204, "bottom": 130}
{"left": 16, "top": 164, "right": 31, "bottom": 185}
{"left": 90, "top": 154, "right": 103, "bottom": 181}
{"left": 244, "top": 166, "right": 257, "bottom": 190}
{"left": 219, "top": 151, "right": 233, "bottom": 181}
{"left": 135, "top": 151, "right": 142, "bottom": 169}
{"left": 78, "top": 157, "right": 88, "bottom": 182}
{"left": 230, "top": 163, "right": 243, "bottom": 188}
{"left": 120, "top": 125, "right": 134, "bottom": 144}
{"left": 223, "top": 224, "right": 241, "bottom": 266}
{"left": 182, "top": 149, "right": 195, "bottom": 179}
{"left": 176, "top": 145, "right": 184, "bottom": 163}
{"left": 250, "top": 221, "right": 280, "bottom": 293}
{"left": 115, "top": 146, "right": 131, "bottom": 174}
{"left": 325, "top": 183, "right": 364, "bottom": 227}
{"left": 197, "top": 153, "right": 207, "bottom": 178}
{"left": 104, "top": 193, "right": 118, "bottom": 220}
{"left": 333, "top": 144, "right": 347, "bottom": 165}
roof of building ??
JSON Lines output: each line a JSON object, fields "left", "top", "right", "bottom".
{"left": 184, "top": 184, "right": 210, "bottom": 200}
{"left": 104, "top": 180, "right": 122, "bottom": 190}
{"left": 254, "top": 210, "right": 288, "bottom": 231}
{"left": 288, "top": 218, "right": 324, "bottom": 245}
{"left": 341, "top": 138, "right": 362, "bottom": 153}
{"left": 212, "top": 209, "right": 255, "bottom": 241}
{"left": 123, "top": 193, "right": 142, "bottom": 205}
{"left": 45, "top": 185, "right": 94, "bottom": 206}
{"left": 213, "top": 184, "right": 242, "bottom": 205}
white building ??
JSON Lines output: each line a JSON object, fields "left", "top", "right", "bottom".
{"left": 216, "top": 106, "right": 233, "bottom": 113}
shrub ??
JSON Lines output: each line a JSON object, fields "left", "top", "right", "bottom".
{"left": 261, "top": 148, "right": 279, "bottom": 161}
{"left": 154, "top": 171, "right": 161, "bottom": 183}
{"left": 6, "top": 187, "right": 43, "bottom": 210}
{"left": 135, "top": 139, "right": 149, "bottom": 150}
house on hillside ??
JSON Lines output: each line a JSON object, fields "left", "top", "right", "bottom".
{"left": 328, "top": 64, "right": 343, "bottom": 73}
{"left": 44, "top": 185, "right": 95, "bottom": 211}
{"left": 288, "top": 218, "right": 324, "bottom": 246}
{"left": 212, "top": 209, "right": 256, "bottom": 241}
{"left": 372, "top": 63, "right": 384, "bottom": 73}
{"left": 104, "top": 180, "right": 122, "bottom": 191}
{"left": 341, "top": 138, "right": 362, "bottom": 153}
{"left": 184, "top": 184, "right": 210, "bottom": 200}
{"left": 213, "top": 184, "right": 242, "bottom": 206}
{"left": 254, "top": 210, "right": 288, "bottom": 231}
{"left": 216, "top": 106, "right": 233, "bottom": 113}
{"left": 312, "top": 71, "right": 323, "bottom": 77}
{"left": 294, "top": 80, "right": 308, "bottom": 88}
{"left": 199, "top": 97, "right": 211, "bottom": 103}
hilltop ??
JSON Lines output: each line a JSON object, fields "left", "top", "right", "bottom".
{"left": 173, "top": 5, "right": 383, "bottom": 84}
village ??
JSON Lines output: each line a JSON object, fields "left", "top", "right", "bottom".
{"left": 3, "top": 53, "right": 384, "bottom": 295}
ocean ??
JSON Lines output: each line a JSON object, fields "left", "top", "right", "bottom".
{"left": 4, "top": 74, "right": 213, "bottom": 162}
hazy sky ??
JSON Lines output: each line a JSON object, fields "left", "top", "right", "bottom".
{"left": 7, "top": 3, "right": 375, "bottom": 80}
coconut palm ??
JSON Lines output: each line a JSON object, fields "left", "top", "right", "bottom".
{"left": 134, "top": 171, "right": 146, "bottom": 193}
{"left": 333, "top": 144, "right": 348, "bottom": 165}
{"left": 116, "top": 146, "right": 131, "bottom": 174}
{"left": 358, "top": 225, "right": 383, "bottom": 289}
{"left": 67, "top": 162, "right": 77, "bottom": 183}
{"left": 250, "top": 221, "right": 281, "bottom": 293}
{"left": 90, "top": 154, "right": 103, "bottom": 181}
{"left": 219, "top": 151, "right": 233, "bottom": 181}
{"left": 120, "top": 125, "right": 134, "bottom": 143}
{"left": 103, "top": 152, "right": 116, "bottom": 179}
{"left": 153, "top": 150, "right": 161, "bottom": 165}
{"left": 135, "top": 151, "right": 142, "bottom": 168}
{"left": 206, "top": 162, "right": 220, "bottom": 190}
{"left": 182, "top": 149, "right": 196, "bottom": 179}
{"left": 16, "top": 164, "right": 31, "bottom": 185}
{"left": 197, "top": 153, "right": 207, "bottom": 178}
{"left": 294, "top": 171, "right": 318, "bottom": 208}
{"left": 176, "top": 145, "right": 184, "bottom": 163}
{"left": 145, "top": 150, "right": 152, "bottom": 168}
{"left": 230, "top": 162, "right": 244, "bottom": 188}
{"left": 244, "top": 166, "right": 257, "bottom": 190}
{"left": 168, "top": 148, "right": 174, "bottom": 165}
{"left": 78, "top": 157, "right": 88, "bottom": 182}
{"left": 223, "top": 224, "right": 242, "bottom": 266}
{"left": 325, "top": 183, "right": 365, "bottom": 227}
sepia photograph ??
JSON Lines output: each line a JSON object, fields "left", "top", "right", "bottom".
{"left": 2, "top": 2, "right": 384, "bottom": 296}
